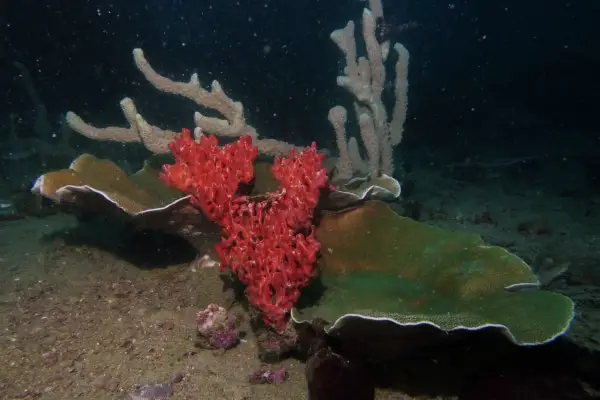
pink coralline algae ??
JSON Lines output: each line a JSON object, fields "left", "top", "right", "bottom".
{"left": 195, "top": 303, "right": 239, "bottom": 350}
{"left": 248, "top": 365, "right": 288, "bottom": 384}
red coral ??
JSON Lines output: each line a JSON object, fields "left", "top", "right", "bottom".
{"left": 161, "top": 129, "right": 328, "bottom": 331}
{"left": 161, "top": 129, "right": 258, "bottom": 221}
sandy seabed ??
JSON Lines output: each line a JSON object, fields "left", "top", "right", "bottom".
{"left": 0, "top": 215, "right": 304, "bottom": 400}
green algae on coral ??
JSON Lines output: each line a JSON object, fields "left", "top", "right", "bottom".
{"left": 293, "top": 201, "right": 574, "bottom": 352}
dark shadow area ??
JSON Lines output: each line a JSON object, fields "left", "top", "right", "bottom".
{"left": 40, "top": 214, "right": 197, "bottom": 269}
{"left": 295, "top": 274, "right": 328, "bottom": 311}
{"left": 299, "top": 321, "right": 600, "bottom": 399}
{"left": 370, "top": 330, "right": 600, "bottom": 399}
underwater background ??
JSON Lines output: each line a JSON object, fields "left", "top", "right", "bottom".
{"left": 0, "top": 0, "right": 598, "bottom": 399}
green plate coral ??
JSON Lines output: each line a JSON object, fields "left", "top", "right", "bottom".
{"left": 293, "top": 201, "right": 574, "bottom": 357}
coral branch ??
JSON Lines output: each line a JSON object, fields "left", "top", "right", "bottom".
{"left": 66, "top": 97, "right": 178, "bottom": 153}
{"left": 66, "top": 49, "right": 303, "bottom": 156}
{"left": 328, "top": 2, "right": 410, "bottom": 179}
{"left": 133, "top": 48, "right": 253, "bottom": 139}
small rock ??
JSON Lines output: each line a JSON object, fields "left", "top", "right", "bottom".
{"left": 160, "top": 320, "right": 175, "bottom": 330}
{"left": 129, "top": 383, "right": 172, "bottom": 400}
